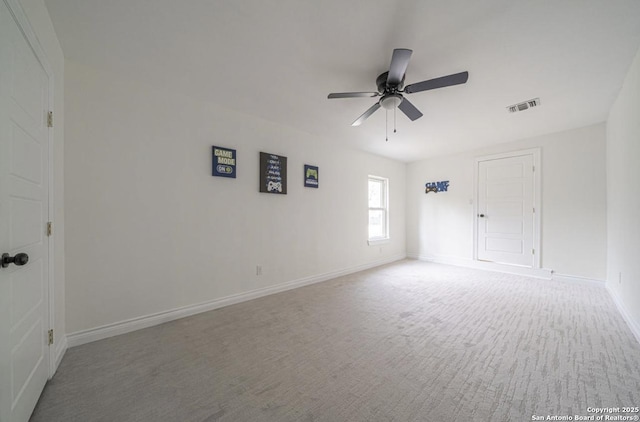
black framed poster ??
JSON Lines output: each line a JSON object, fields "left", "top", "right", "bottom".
{"left": 259, "top": 152, "right": 287, "bottom": 194}
{"left": 304, "top": 164, "right": 319, "bottom": 188}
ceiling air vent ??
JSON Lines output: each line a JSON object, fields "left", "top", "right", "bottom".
{"left": 507, "top": 98, "right": 541, "bottom": 113}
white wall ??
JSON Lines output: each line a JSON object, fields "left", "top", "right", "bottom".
{"left": 64, "top": 61, "right": 406, "bottom": 334}
{"left": 406, "top": 123, "right": 607, "bottom": 280}
{"left": 18, "top": 0, "right": 66, "bottom": 363}
{"left": 606, "top": 45, "right": 640, "bottom": 338}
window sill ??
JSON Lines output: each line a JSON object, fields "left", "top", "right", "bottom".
{"left": 368, "top": 238, "right": 390, "bottom": 246}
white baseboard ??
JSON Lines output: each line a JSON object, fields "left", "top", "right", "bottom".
{"left": 551, "top": 273, "right": 605, "bottom": 286}
{"left": 66, "top": 254, "right": 406, "bottom": 348}
{"left": 606, "top": 284, "right": 640, "bottom": 345}
{"left": 408, "top": 253, "right": 553, "bottom": 279}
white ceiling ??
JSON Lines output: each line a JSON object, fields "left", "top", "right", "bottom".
{"left": 44, "top": 0, "right": 640, "bottom": 162}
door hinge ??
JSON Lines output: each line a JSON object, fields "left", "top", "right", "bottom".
{"left": 47, "top": 222, "right": 52, "bottom": 237}
{"left": 532, "top": 249, "right": 535, "bottom": 255}
{"left": 47, "top": 111, "right": 53, "bottom": 128}
{"left": 533, "top": 207, "right": 535, "bottom": 213}
{"left": 48, "top": 329, "right": 54, "bottom": 345}
{"left": 532, "top": 165, "right": 535, "bottom": 172}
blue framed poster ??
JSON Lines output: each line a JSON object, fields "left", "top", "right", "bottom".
{"left": 259, "top": 152, "right": 287, "bottom": 194}
{"left": 212, "top": 146, "right": 236, "bottom": 178}
{"left": 304, "top": 165, "right": 319, "bottom": 188}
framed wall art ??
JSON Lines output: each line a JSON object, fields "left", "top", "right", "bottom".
{"left": 212, "top": 146, "right": 236, "bottom": 178}
{"left": 260, "top": 152, "right": 287, "bottom": 194}
{"left": 304, "top": 165, "right": 319, "bottom": 188}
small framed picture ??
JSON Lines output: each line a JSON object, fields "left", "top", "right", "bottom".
{"left": 212, "top": 146, "right": 236, "bottom": 178}
{"left": 304, "top": 165, "right": 318, "bottom": 188}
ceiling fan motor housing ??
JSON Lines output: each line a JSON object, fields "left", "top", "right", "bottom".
{"left": 376, "top": 71, "right": 404, "bottom": 93}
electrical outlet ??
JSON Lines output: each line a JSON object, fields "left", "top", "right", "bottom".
{"left": 256, "top": 265, "right": 262, "bottom": 276}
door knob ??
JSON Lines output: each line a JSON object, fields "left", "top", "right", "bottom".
{"left": 478, "top": 214, "right": 485, "bottom": 218}
{"left": 1, "top": 253, "right": 29, "bottom": 268}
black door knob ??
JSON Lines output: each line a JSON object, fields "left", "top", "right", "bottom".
{"left": 478, "top": 214, "right": 485, "bottom": 218}
{"left": 1, "top": 253, "right": 29, "bottom": 268}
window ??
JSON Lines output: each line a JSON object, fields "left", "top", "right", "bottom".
{"left": 368, "top": 175, "right": 389, "bottom": 243}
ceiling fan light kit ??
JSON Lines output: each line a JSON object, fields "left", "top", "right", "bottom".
{"left": 380, "top": 94, "right": 403, "bottom": 110}
{"left": 328, "top": 48, "right": 469, "bottom": 134}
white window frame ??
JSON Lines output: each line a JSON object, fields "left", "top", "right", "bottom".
{"left": 368, "top": 175, "right": 390, "bottom": 245}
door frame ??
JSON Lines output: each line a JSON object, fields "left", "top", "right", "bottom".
{"left": 4, "top": 0, "right": 57, "bottom": 377}
{"left": 473, "top": 148, "right": 541, "bottom": 269}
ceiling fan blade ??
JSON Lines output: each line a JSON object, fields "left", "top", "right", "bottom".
{"left": 404, "top": 71, "right": 469, "bottom": 94}
{"left": 328, "top": 92, "right": 379, "bottom": 99}
{"left": 387, "top": 48, "right": 413, "bottom": 86}
{"left": 398, "top": 97, "right": 423, "bottom": 121}
{"left": 351, "top": 103, "right": 381, "bottom": 126}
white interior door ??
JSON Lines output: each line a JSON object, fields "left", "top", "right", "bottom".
{"left": 477, "top": 153, "right": 535, "bottom": 267}
{"left": 0, "top": 1, "right": 51, "bottom": 420}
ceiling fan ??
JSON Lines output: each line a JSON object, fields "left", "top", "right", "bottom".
{"left": 328, "top": 48, "right": 469, "bottom": 126}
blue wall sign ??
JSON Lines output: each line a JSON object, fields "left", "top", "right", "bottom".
{"left": 304, "top": 165, "right": 319, "bottom": 188}
{"left": 425, "top": 180, "right": 450, "bottom": 193}
{"left": 212, "top": 146, "right": 236, "bottom": 178}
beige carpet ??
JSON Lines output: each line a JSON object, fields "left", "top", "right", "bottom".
{"left": 31, "top": 260, "right": 640, "bottom": 421}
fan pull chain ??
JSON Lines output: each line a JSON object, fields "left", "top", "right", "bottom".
{"left": 385, "top": 109, "right": 388, "bottom": 142}
{"left": 394, "top": 106, "right": 397, "bottom": 133}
